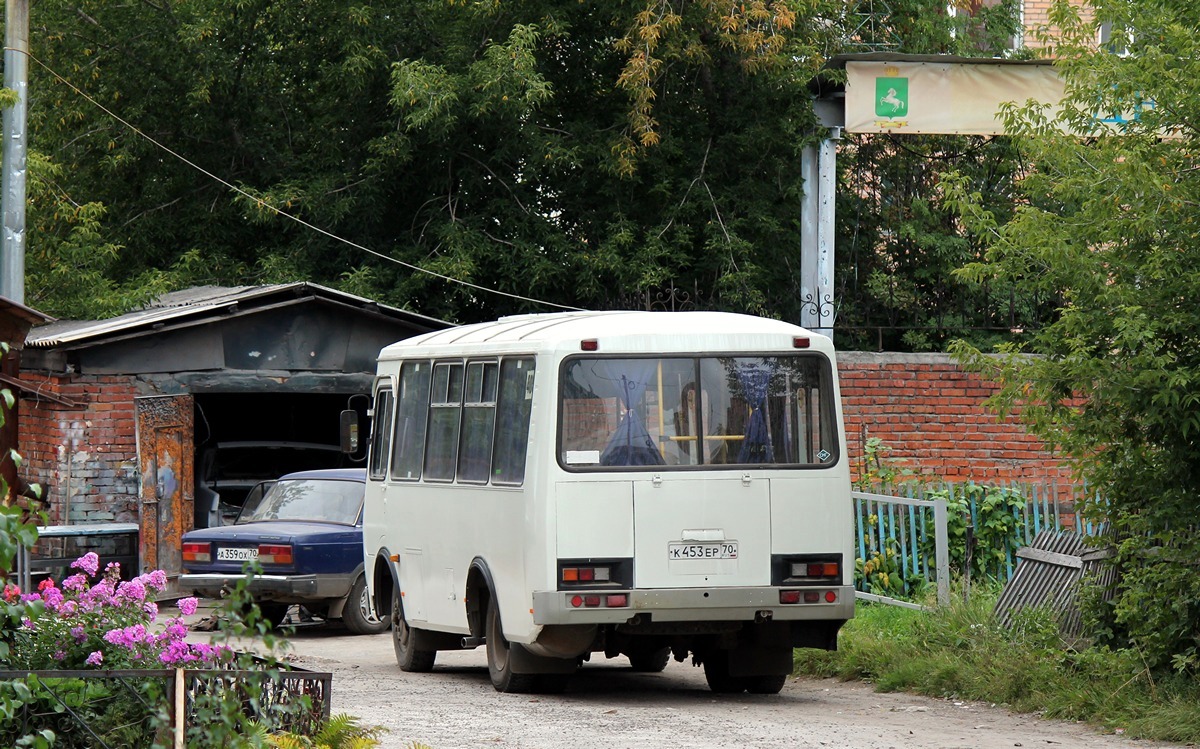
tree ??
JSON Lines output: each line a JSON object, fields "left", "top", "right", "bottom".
{"left": 20, "top": 0, "right": 852, "bottom": 323}
{"left": 947, "top": 0, "right": 1200, "bottom": 669}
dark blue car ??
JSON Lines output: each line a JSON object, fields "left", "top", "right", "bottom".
{"left": 180, "top": 468, "right": 388, "bottom": 635}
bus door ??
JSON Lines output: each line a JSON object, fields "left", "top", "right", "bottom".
{"left": 631, "top": 475, "right": 772, "bottom": 589}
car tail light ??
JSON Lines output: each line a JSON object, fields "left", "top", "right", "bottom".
{"left": 257, "top": 544, "right": 293, "bottom": 565}
{"left": 182, "top": 542, "right": 211, "bottom": 564}
{"left": 561, "top": 566, "right": 611, "bottom": 584}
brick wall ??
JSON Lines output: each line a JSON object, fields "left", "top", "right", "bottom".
{"left": 18, "top": 374, "right": 143, "bottom": 525}
{"left": 838, "top": 353, "right": 1071, "bottom": 486}
{"left": 1022, "top": 0, "right": 1094, "bottom": 48}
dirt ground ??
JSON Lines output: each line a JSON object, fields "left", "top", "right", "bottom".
{"left": 186, "top": 603, "right": 1187, "bottom": 749}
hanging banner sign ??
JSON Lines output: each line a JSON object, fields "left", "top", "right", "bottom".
{"left": 845, "top": 60, "right": 1066, "bottom": 135}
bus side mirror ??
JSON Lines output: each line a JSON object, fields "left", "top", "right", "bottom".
{"left": 339, "top": 409, "right": 360, "bottom": 454}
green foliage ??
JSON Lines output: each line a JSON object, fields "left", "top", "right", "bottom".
{"left": 923, "top": 483, "right": 1027, "bottom": 582}
{"left": 853, "top": 436, "right": 913, "bottom": 491}
{"left": 255, "top": 712, "right": 387, "bottom": 748}
{"left": 945, "top": 0, "right": 1200, "bottom": 668}
{"left": 794, "top": 596, "right": 1200, "bottom": 744}
{"left": 854, "top": 511, "right": 927, "bottom": 598}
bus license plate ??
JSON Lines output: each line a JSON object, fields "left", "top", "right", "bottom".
{"left": 668, "top": 542, "right": 738, "bottom": 560}
{"left": 216, "top": 547, "right": 258, "bottom": 562}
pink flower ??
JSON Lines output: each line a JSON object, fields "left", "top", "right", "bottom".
{"left": 41, "top": 587, "right": 64, "bottom": 611}
{"left": 3, "top": 583, "right": 20, "bottom": 601}
{"left": 85, "top": 651, "right": 103, "bottom": 666}
{"left": 70, "top": 626, "right": 86, "bottom": 643}
{"left": 116, "top": 579, "right": 147, "bottom": 602}
{"left": 140, "top": 570, "right": 168, "bottom": 591}
{"left": 143, "top": 601, "right": 159, "bottom": 619}
{"left": 38, "top": 577, "right": 56, "bottom": 592}
{"left": 62, "top": 574, "right": 88, "bottom": 592}
{"left": 177, "top": 597, "right": 199, "bottom": 617}
{"left": 71, "top": 552, "right": 100, "bottom": 577}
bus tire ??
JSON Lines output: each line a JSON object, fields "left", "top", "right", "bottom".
{"left": 486, "top": 597, "right": 540, "bottom": 693}
{"left": 702, "top": 653, "right": 747, "bottom": 694}
{"left": 344, "top": 576, "right": 390, "bottom": 635}
{"left": 745, "top": 673, "right": 787, "bottom": 694}
{"left": 627, "top": 646, "right": 671, "bottom": 673}
{"left": 393, "top": 596, "right": 437, "bottom": 672}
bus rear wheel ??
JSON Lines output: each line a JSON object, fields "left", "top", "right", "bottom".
{"left": 485, "top": 597, "right": 541, "bottom": 693}
{"left": 393, "top": 597, "right": 437, "bottom": 672}
{"left": 702, "top": 653, "right": 746, "bottom": 694}
{"left": 627, "top": 646, "right": 671, "bottom": 673}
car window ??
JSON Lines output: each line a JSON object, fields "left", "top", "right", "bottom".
{"left": 237, "top": 479, "right": 363, "bottom": 524}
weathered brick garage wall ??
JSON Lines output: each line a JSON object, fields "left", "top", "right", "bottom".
{"left": 18, "top": 374, "right": 143, "bottom": 525}
{"left": 838, "top": 353, "right": 1072, "bottom": 486}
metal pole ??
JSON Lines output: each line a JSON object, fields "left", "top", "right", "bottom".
{"left": 2, "top": 0, "right": 30, "bottom": 305}
{"left": 799, "top": 144, "right": 819, "bottom": 331}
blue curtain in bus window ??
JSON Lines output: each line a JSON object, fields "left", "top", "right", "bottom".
{"left": 599, "top": 360, "right": 664, "bottom": 467}
{"left": 735, "top": 361, "right": 775, "bottom": 464}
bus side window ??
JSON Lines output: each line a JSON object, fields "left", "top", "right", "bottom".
{"left": 391, "top": 361, "right": 432, "bottom": 481}
{"left": 458, "top": 361, "right": 499, "bottom": 483}
{"left": 368, "top": 388, "right": 394, "bottom": 481}
{"left": 425, "top": 362, "right": 464, "bottom": 481}
{"left": 492, "top": 358, "right": 535, "bottom": 484}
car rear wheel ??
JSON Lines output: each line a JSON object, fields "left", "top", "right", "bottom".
{"left": 393, "top": 596, "right": 437, "bottom": 672}
{"left": 343, "top": 575, "right": 391, "bottom": 635}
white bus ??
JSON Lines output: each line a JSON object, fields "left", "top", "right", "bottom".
{"left": 357, "top": 310, "right": 854, "bottom": 694}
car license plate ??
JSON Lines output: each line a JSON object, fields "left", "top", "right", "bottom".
{"left": 216, "top": 547, "right": 259, "bottom": 562}
{"left": 668, "top": 542, "right": 738, "bottom": 560}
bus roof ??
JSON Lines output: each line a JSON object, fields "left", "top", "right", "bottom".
{"left": 377, "top": 311, "right": 834, "bottom": 359}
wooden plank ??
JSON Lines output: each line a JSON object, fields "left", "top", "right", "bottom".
{"left": 1016, "top": 546, "right": 1083, "bottom": 569}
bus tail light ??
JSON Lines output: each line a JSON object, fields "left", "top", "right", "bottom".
{"left": 779, "top": 589, "right": 838, "bottom": 605}
{"left": 791, "top": 561, "right": 840, "bottom": 579}
{"left": 562, "top": 566, "right": 611, "bottom": 584}
{"left": 182, "top": 542, "right": 211, "bottom": 564}
{"left": 258, "top": 544, "right": 294, "bottom": 565}
{"left": 569, "top": 593, "right": 630, "bottom": 608}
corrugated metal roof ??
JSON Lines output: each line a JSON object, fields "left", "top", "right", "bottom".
{"left": 26, "top": 282, "right": 449, "bottom": 348}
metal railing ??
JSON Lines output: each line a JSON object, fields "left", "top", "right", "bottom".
{"left": 852, "top": 490, "right": 949, "bottom": 608}
{"left": 0, "top": 662, "right": 332, "bottom": 748}
{"left": 852, "top": 481, "right": 1104, "bottom": 609}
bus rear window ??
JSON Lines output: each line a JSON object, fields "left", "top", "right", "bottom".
{"left": 559, "top": 355, "right": 837, "bottom": 469}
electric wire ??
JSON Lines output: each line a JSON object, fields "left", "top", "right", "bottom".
{"left": 19, "top": 49, "right": 584, "bottom": 312}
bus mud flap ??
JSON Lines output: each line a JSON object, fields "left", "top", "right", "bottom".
{"left": 509, "top": 642, "right": 579, "bottom": 675}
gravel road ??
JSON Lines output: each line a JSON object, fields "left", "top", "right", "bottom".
{"left": 202, "top": 615, "right": 1183, "bottom": 749}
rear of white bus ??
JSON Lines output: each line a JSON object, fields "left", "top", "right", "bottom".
{"left": 532, "top": 335, "right": 854, "bottom": 693}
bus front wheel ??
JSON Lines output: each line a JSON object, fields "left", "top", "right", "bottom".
{"left": 393, "top": 597, "right": 437, "bottom": 672}
{"left": 485, "top": 597, "right": 541, "bottom": 693}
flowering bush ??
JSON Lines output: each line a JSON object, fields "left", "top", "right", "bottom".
{"left": 1, "top": 551, "right": 229, "bottom": 670}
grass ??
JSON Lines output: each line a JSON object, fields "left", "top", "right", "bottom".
{"left": 793, "top": 589, "right": 1200, "bottom": 744}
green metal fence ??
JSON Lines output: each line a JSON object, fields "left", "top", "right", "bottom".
{"left": 853, "top": 481, "right": 1104, "bottom": 604}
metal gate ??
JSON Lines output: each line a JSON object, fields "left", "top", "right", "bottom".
{"left": 135, "top": 394, "right": 194, "bottom": 594}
